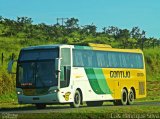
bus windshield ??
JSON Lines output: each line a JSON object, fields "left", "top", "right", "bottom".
{"left": 17, "top": 61, "right": 57, "bottom": 88}
{"left": 17, "top": 49, "right": 59, "bottom": 88}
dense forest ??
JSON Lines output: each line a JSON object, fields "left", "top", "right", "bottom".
{"left": 0, "top": 16, "right": 160, "bottom": 99}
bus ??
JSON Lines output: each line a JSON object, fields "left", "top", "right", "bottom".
{"left": 8, "top": 44, "right": 146, "bottom": 109}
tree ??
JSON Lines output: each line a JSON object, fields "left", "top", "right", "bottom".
{"left": 130, "top": 27, "right": 146, "bottom": 48}
{"left": 15, "top": 17, "right": 33, "bottom": 39}
{"left": 65, "top": 18, "right": 79, "bottom": 29}
{"left": 117, "top": 29, "right": 130, "bottom": 48}
{"left": 2, "top": 18, "right": 17, "bottom": 36}
{"left": 0, "top": 16, "right": 3, "bottom": 23}
{"left": 105, "top": 26, "right": 120, "bottom": 37}
{"left": 130, "top": 27, "right": 141, "bottom": 39}
{"left": 17, "top": 17, "right": 32, "bottom": 25}
{"left": 81, "top": 24, "right": 97, "bottom": 35}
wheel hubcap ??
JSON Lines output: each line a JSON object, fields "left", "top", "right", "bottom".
{"left": 75, "top": 94, "right": 80, "bottom": 104}
{"left": 123, "top": 92, "right": 127, "bottom": 102}
{"left": 129, "top": 92, "right": 134, "bottom": 102}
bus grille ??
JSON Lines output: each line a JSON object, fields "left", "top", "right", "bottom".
{"left": 139, "top": 82, "right": 145, "bottom": 95}
{"left": 23, "top": 88, "right": 49, "bottom": 96}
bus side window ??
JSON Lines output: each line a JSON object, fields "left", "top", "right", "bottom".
{"left": 60, "top": 66, "right": 71, "bottom": 88}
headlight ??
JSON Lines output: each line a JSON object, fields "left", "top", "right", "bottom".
{"left": 48, "top": 89, "right": 59, "bottom": 94}
{"left": 17, "top": 91, "right": 23, "bottom": 95}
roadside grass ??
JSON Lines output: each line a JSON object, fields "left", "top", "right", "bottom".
{"left": 136, "top": 81, "right": 160, "bottom": 102}
{"left": 0, "top": 92, "right": 17, "bottom": 103}
{"left": 146, "top": 81, "right": 160, "bottom": 101}
{"left": 1, "top": 104, "right": 160, "bottom": 119}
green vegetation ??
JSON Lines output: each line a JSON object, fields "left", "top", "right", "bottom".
{"left": 144, "top": 48, "right": 160, "bottom": 80}
{"left": 137, "top": 81, "right": 160, "bottom": 101}
{"left": 0, "top": 16, "right": 160, "bottom": 103}
{"left": 146, "top": 81, "right": 160, "bottom": 101}
{"left": 0, "top": 16, "right": 159, "bottom": 48}
{"left": 0, "top": 105, "right": 160, "bottom": 119}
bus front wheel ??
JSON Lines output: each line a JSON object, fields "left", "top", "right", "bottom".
{"left": 70, "top": 90, "right": 81, "bottom": 108}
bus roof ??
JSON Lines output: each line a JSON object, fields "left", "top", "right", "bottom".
{"left": 74, "top": 45, "right": 143, "bottom": 53}
{"left": 21, "top": 44, "right": 72, "bottom": 50}
{"left": 22, "top": 44, "right": 143, "bottom": 53}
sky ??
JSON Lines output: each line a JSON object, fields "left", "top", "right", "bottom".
{"left": 0, "top": 0, "right": 160, "bottom": 38}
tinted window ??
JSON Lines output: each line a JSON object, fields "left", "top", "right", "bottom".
{"left": 19, "top": 49, "right": 58, "bottom": 61}
{"left": 73, "top": 49, "right": 144, "bottom": 69}
{"left": 17, "top": 61, "right": 57, "bottom": 88}
{"left": 61, "top": 48, "right": 71, "bottom": 66}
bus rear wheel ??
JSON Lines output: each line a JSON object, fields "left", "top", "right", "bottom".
{"left": 114, "top": 88, "right": 128, "bottom": 106}
{"left": 86, "top": 101, "right": 103, "bottom": 107}
{"left": 35, "top": 104, "right": 46, "bottom": 109}
{"left": 127, "top": 88, "right": 135, "bottom": 105}
{"left": 70, "top": 90, "right": 81, "bottom": 108}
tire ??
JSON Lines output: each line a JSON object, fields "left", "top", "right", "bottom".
{"left": 120, "top": 88, "right": 128, "bottom": 105}
{"left": 86, "top": 101, "right": 103, "bottom": 107}
{"left": 113, "top": 88, "right": 128, "bottom": 106}
{"left": 70, "top": 90, "right": 81, "bottom": 108}
{"left": 35, "top": 104, "right": 46, "bottom": 109}
{"left": 127, "top": 88, "right": 135, "bottom": 105}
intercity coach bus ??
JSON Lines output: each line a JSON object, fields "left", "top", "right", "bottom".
{"left": 8, "top": 44, "right": 146, "bottom": 109}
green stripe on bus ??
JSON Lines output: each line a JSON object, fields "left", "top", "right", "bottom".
{"left": 93, "top": 69, "right": 111, "bottom": 94}
{"left": 85, "top": 68, "right": 105, "bottom": 94}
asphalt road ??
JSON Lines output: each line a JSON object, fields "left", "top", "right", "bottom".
{"left": 0, "top": 101, "right": 160, "bottom": 114}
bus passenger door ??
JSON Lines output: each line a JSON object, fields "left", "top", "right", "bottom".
{"left": 60, "top": 66, "right": 71, "bottom": 88}
{"left": 59, "top": 48, "right": 72, "bottom": 102}
{"left": 60, "top": 48, "right": 71, "bottom": 89}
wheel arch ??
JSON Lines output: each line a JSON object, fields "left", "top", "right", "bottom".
{"left": 123, "top": 87, "right": 128, "bottom": 94}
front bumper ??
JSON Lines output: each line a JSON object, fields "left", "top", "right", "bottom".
{"left": 17, "top": 93, "right": 59, "bottom": 104}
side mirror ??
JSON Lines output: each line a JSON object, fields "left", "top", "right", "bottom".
{"left": 7, "top": 60, "right": 17, "bottom": 74}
